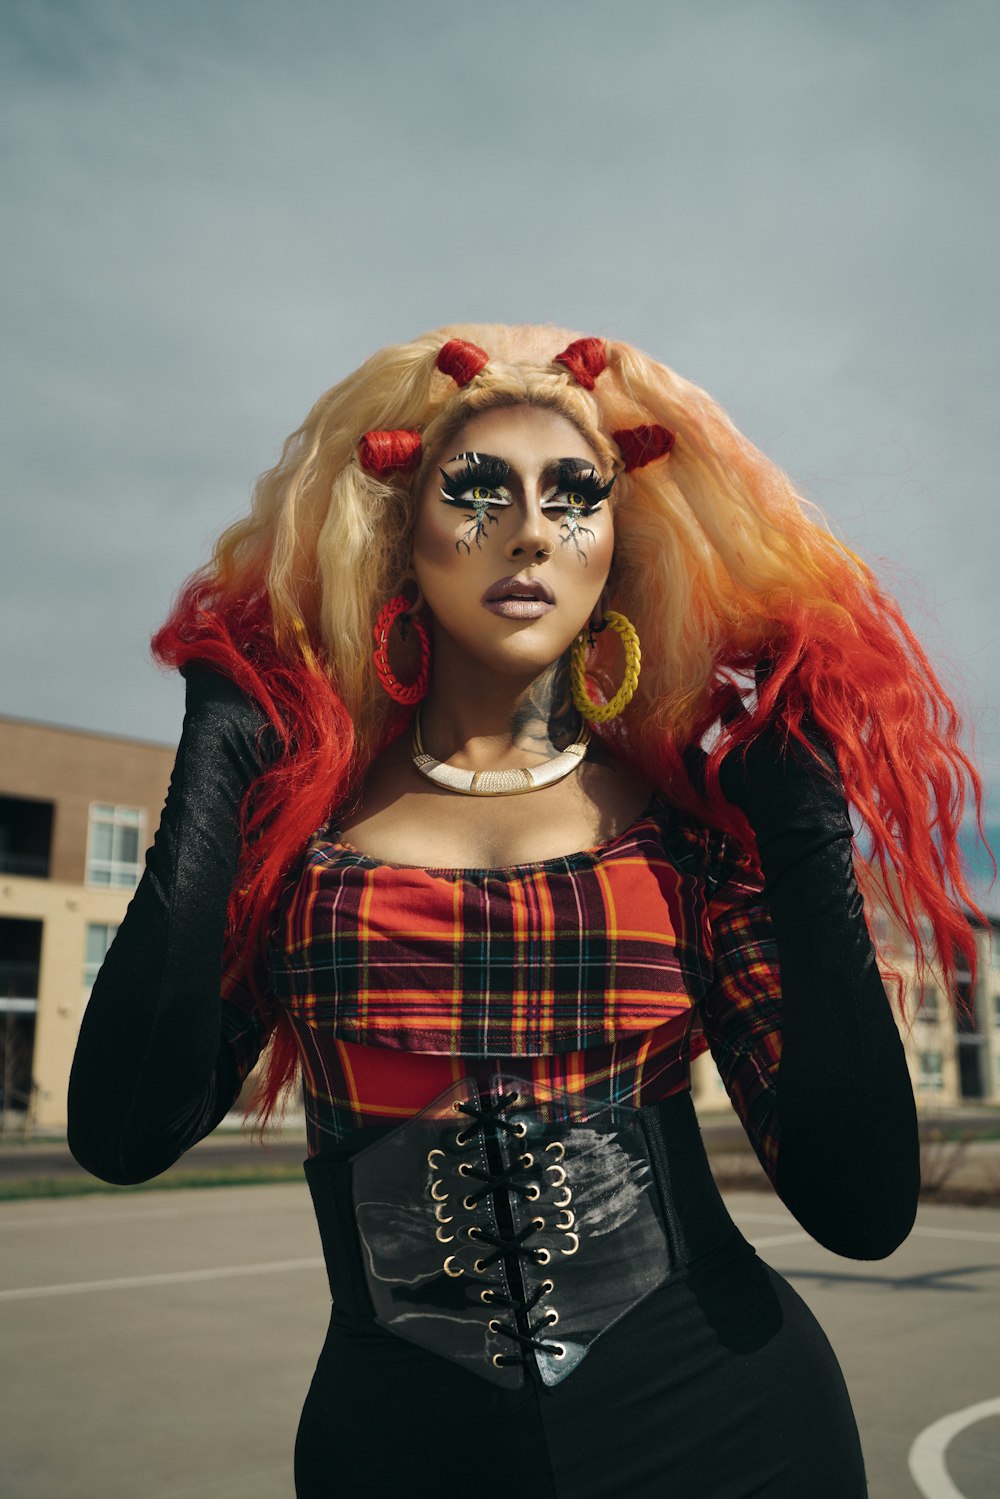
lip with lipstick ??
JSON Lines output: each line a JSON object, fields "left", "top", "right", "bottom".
{"left": 481, "top": 574, "right": 556, "bottom": 619}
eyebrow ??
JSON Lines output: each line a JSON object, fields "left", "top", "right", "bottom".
{"left": 443, "top": 451, "right": 605, "bottom": 482}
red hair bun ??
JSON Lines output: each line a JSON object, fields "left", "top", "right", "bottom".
{"left": 436, "top": 339, "right": 489, "bottom": 386}
{"left": 357, "top": 429, "right": 423, "bottom": 476}
{"left": 612, "top": 424, "right": 675, "bottom": 471}
{"left": 553, "top": 337, "right": 608, "bottom": 389}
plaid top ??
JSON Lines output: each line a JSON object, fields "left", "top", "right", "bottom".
{"left": 220, "top": 797, "right": 783, "bottom": 1171}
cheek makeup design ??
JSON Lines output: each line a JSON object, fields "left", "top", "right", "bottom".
{"left": 459, "top": 495, "right": 498, "bottom": 553}
{"left": 558, "top": 500, "right": 598, "bottom": 559}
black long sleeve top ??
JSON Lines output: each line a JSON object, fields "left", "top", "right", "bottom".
{"left": 68, "top": 667, "right": 919, "bottom": 1259}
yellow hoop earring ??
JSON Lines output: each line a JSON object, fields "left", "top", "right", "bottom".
{"left": 570, "top": 609, "right": 641, "bottom": 723}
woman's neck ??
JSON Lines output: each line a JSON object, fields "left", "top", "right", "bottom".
{"left": 419, "top": 657, "right": 580, "bottom": 769}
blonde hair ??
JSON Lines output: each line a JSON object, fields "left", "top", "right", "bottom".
{"left": 156, "top": 321, "right": 989, "bottom": 1126}
{"left": 206, "top": 322, "right": 863, "bottom": 768}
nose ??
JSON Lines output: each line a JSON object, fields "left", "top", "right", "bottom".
{"left": 506, "top": 504, "right": 553, "bottom": 562}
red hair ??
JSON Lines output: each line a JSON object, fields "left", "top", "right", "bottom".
{"left": 553, "top": 336, "right": 608, "bottom": 389}
{"left": 612, "top": 423, "right": 676, "bottom": 471}
{"left": 436, "top": 338, "right": 490, "bottom": 386}
{"left": 153, "top": 586, "right": 406, "bottom": 1132}
{"left": 155, "top": 556, "right": 991, "bottom": 1131}
{"left": 637, "top": 567, "right": 991, "bottom": 1020}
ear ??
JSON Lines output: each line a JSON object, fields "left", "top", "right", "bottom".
{"left": 587, "top": 591, "right": 609, "bottom": 633}
{"left": 399, "top": 574, "right": 426, "bottom": 615}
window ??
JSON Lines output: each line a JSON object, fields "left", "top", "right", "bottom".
{"left": 917, "top": 986, "right": 940, "bottom": 1023}
{"left": 82, "top": 923, "right": 118, "bottom": 1001}
{"left": 86, "top": 805, "right": 144, "bottom": 888}
{"left": 917, "top": 1051, "right": 944, "bottom": 1091}
{"left": 0, "top": 796, "right": 54, "bottom": 879}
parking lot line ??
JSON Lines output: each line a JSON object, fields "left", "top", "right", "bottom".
{"left": 0, "top": 1255, "right": 325, "bottom": 1301}
{"left": 909, "top": 1395, "right": 1000, "bottom": 1499}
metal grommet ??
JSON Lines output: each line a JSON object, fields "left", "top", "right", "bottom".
{"left": 525, "top": 1184, "right": 541, "bottom": 1201}
{"left": 435, "top": 1225, "right": 455, "bottom": 1243}
{"left": 455, "top": 1129, "right": 474, "bottom": 1148}
{"left": 430, "top": 1181, "right": 448, "bottom": 1202}
{"left": 544, "top": 1308, "right": 559, "bottom": 1327}
{"left": 443, "top": 1256, "right": 464, "bottom": 1278}
{"left": 545, "top": 1140, "right": 566, "bottom": 1161}
{"left": 546, "top": 1163, "right": 567, "bottom": 1186}
{"left": 488, "top": 1318, "right": 502, "bottom": 1333}
{"left": 534, "top": 1248, "right": 551, "bottom": 1265}
{"left": 555, "top": 1208, "right": 574, "bottom": 1230}
{"left": 553, "top": 1186, "right": 572, "bottom": 1208}
{"left": 512, "top": 1121, "right": 528, "bottom": 1138}
{"left": 473, "top": 1258, "right": 487, "bottom": 1273}
{"left": 434, "top": 1203, "right": 454, "bottom": 1224}
{"left": 452, "top": 1100, "right": 464, "bottom": 1113}
{"left": 551, "top": 1344, "right": 567, "bottom": 1359}
{"left": 519, "top": 1152, "right": 534, "bottom": 1168}
{"left": 467, "top": 1225, "right": 482, "bottom": 1241}
{"left": 492, "top": 1353, "right": 506, "bottom": 1368}
{"left": 480, "top": 1289, "right": 495, "bottom": 1304}
{"left": 560, "top": 1232, "right": 580, "bottom": 1256}
{"left": 463, "top": 1194, "right": 478, "bottom": 1211}
{"left": 427, "top": 1148, "right": 445, "bottom": 1168}
{"left": 541, "top": 1278, "right": 555, "bottom": 1294}
{"left": 458, "top": 1162, "right": 473, "bottom": 1177}
{"left": 532, "top": 1216, "right": 546, "bottom": 1231}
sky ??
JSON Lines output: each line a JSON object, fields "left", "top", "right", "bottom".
{"left": 2, "top": 0, "right": 998, "bottom": 858}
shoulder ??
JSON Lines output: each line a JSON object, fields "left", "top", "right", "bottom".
{"left": 179, "top": 661, "right": 277, "bottom": 770}
{"left": 637, "top": 789, "right": 762, "bottom": 895}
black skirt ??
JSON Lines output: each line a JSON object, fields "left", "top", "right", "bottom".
{"left": 295, "top": 1092, "right": 866, "bottom": 1499}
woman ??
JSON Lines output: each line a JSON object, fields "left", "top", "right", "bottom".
{"left": 68, "top": 325, "right": 985, "bottom": 1497}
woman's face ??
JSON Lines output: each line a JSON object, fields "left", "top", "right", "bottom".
{"left": 411, "top": 404, "right": 615, "bottom": 683}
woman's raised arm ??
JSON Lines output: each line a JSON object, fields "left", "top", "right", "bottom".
{"left": 67, "top": 664, "right": 274, "bottom": 1185}
{"left": 701, "top": 716, "right": 921, "bottom": 1260}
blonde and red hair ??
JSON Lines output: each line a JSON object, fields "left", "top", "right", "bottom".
{"left": 153, "top": 323, "right": 989, "bottom": 1127}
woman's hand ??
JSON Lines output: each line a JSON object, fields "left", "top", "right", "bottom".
{"left": 715, "top": 670, "right": 853, "bottom": 887}
{"left": 67, "top": 662, "right": 274, "bottom": 1184}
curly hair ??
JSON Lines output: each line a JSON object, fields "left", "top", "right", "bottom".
{"left": 153, "top": 322, "right": 989, "bottom": 1127}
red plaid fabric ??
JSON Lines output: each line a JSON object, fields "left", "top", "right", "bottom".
{"left": 220, "top": 800, "right": 783, "bottom": 1172}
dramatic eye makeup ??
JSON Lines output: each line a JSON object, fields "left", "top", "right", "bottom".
{"left": 438, "top": 452, "right": 513, "bottom": 507}
{"left": 436, "top": 451, "right": 615, "bottom": 555}
{"left": 438, "top": 452, "right": 512, "bottom": 552}
{"left": 540, "top": 460, "right": 616, "bottom": 515}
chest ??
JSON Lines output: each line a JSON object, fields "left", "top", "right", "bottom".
{"left": 336, "top": 756, "right": 652, "bottom": 870}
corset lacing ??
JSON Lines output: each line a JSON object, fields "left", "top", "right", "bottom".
{"left": 436, "top": 1089, "right": 566, "bottom": 1370}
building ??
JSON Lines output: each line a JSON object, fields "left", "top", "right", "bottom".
{"left": 0, "top": 715, "right": 173, "bottom": 1130}
{"left": 690, "top": 888, "right": 1000, "bottom": 1112}
{"left": 1, "top": 708, "right": 997, "bottom": 1131}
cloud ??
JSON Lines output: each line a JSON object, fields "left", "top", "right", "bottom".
{"left": 2, "top": 0, "right": 998, "bottom": 808}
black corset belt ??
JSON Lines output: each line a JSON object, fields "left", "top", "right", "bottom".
{"left": 304, "top": 1080, "right": 738, "bottom": 1390}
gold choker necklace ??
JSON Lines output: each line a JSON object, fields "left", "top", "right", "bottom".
{"left": 411, "top": 709, "right": 590, "bottom": 797}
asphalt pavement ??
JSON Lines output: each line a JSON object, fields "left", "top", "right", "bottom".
{"left": 1, "top": 1183, "right": 998, "bottom": 1498}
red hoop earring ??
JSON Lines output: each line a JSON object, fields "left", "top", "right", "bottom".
{"left": 373, "top": 595, "right": 431, "bottom": 704}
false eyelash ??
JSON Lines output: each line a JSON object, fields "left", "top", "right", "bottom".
{"left": 548, "top": 464, "right": 616, "bottom": 508}
{"left": 438, "top": 454, "right": 512, "bottom": 500}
